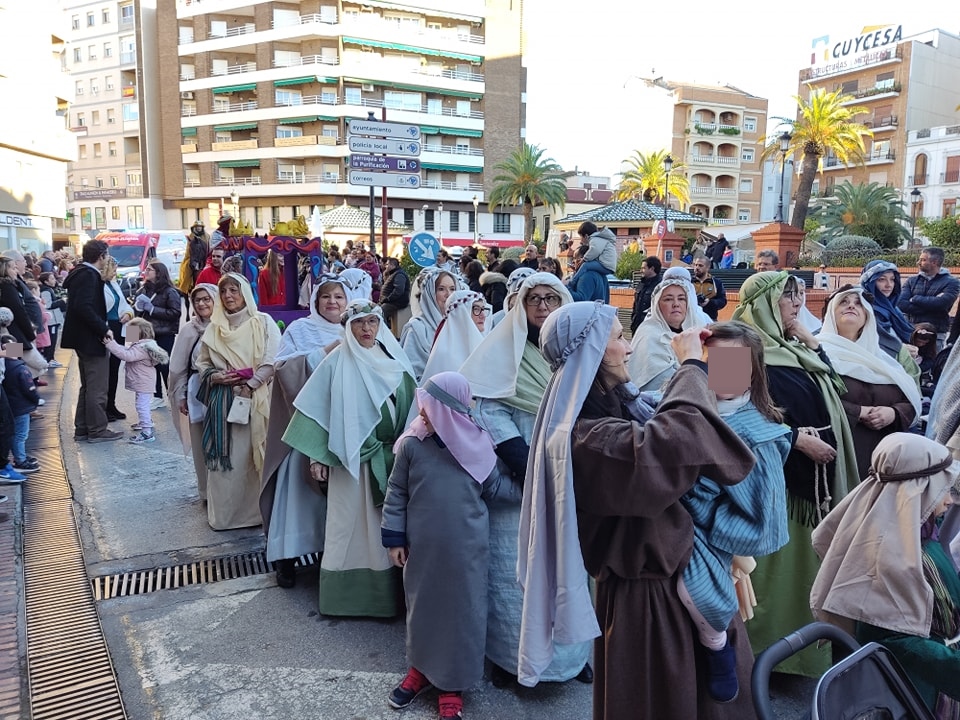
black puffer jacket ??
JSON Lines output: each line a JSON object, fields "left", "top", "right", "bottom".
{"left": 135, "top": 283, "right": 182, "bottom": 336}
{"left": 480, "top": 271, "right": 507, "bottom": 314}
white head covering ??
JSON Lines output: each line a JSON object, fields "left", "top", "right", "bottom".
{"left": 795, "top": 277, "right": 823, "bottom": 333}
{"left": 517, "top": 301, "right": 608, "bottom": 686}
{"left": 337, "top": 267, "right": 373, "bottom": 302}
{"left": 663, "top": 266, "right": 713, "bottom": 326}
{"left": 459, "top": 272, "right": 572, "bottom": 400}
{"left": 811, "top": 432, "right": 960, "bottom": 637}
{"left": 817, "top": 286, "right": 921, "bottom": 423}
{"left": 627, "top": 277, "right": 708, "bottom": 390}
{"left": 420, "top": 290, "right": 488, "bottom": 384}
{"left": 400, "top": 267, "right": 465, "bottom": 379}
{"left": 275, "top": 274, "right": 347, "bottom": 363}
{"left": 292, "top": 299, "right": 415, "bottom": 480}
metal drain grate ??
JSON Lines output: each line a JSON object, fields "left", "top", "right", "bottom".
{"left": 91, "top": 551, "right": 321, "bottom": 600}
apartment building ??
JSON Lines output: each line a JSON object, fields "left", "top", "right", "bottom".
{"left": 905, "top": 125, "right": 960, "bottom": 220}
{"left": 798, "top": 26, "right": 960, "bottom": 196}
{"left": 63, "top": 0, "right": 180, "bottom": 236}
{"left": 0, "top": 2, "right": 75, "bottom": 252}
{"left": 160, "top": 0, "right": 526, "bottom": 243}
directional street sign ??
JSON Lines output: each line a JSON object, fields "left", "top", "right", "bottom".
{"left": 408, "top": 232, "right": 440, "bottom": 267}
{"left": 349, "top": 154, "right": 420, "bottom": 173}
{"left": 348, "top": 170, "right": 421, "bottom": 189}
{"left": 347, "top": 118, "right": 421, "bottom": 141}
{"left": 347, "top": 137, "right": 421, "bottom": 156}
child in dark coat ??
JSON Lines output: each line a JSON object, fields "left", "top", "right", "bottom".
{"left": 1, "top": 335, "right": 41, "bottom": 473}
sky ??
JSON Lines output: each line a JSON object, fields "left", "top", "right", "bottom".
{"left": 521, "top": 1, "right": 952, "bottom": 182}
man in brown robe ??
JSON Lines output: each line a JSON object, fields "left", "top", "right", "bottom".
{"left": 572, "top": 361, "right": 759, "bottom": 719}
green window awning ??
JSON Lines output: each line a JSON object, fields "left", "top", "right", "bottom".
{"left": 212, "top": 83, "right": 257, "bottom": 94}
{"left": 274, "top": 76, "right": 315, "bottom": 87}
{"left": 420, "top": 126, "right": 440, "bottom": 135}
{"left": 317, "top": 76, "right": 338, "bottom": 84}
{"left": 180, "top": 127, "right": 197, "bottom": 136}
{"left": 278, "top": 116, "right": 318, "bottom": 125}
{"left": 438, "top": 127, "right": 482, "bottom": 138}
{"left": 214, "top": 122, "right": 257, "bottom": 131}
{"left": 342, "top": 36, "right": 482, "bottom": 63}
{"left": 317, "top": 115, "right": 339, "bottom": 122}
{"left": 421, "top": 162, "right": 482, "bottom": 173}
{"left": 218, "top": 159, "right": 261, "bottom": 168}
{"left": 342, "top": 77, "right": 482, "bottom": 100}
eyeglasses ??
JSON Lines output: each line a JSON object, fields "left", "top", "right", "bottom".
{"left": 193, "top": 296, "right": 213, "bottom": 305}
{"left": 781, "top": 291, "right": 802, "bottom": 302}
{"left": 354, "top": 317, "right": 380, "bottom": 328}
{"left": 471, "top": 305, "right": 491, "bottom": 317}
{"left": 524, "top": 293, "right": 562, "bottom": 308}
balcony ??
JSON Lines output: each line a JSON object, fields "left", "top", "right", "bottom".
{"left": 422, "top": 143, "right": 483, "bottom": 158}
{"left": 867, "top": 149, "right": 896, "bottom": 163}
{"left": 126, "top": 185, "right": 143, "bottom": 198}
{"left": 942, "top": 170, "right": 960, "bottom": 184}
{"left": 181, "top": 143, "right": 197, "bottom": 153}
{"left": 340, "top": 13, "right": 484, "bottom": 45}
{"left": 275, "top": 135, "right": 318, "bottom": 148}
{"left": 690, "top": 154, "right": 715, "bottom": 165}
{"left": 422, "top": 179, "right": 484, "bottom": 192}
{"left": 908, "top": 174, "right": 927, "bottom": 185}
{"left": 691, "top": 186, "right": 713, "bottom": 196}
{"left": 212, "top": 101, "right": 258, "bottom": 113}
{"left": 715, "top": 187, "right": 736, "bottom": 196}
{"left": 273, "top": 54, "right": 339, "bottom": 69}
{"left": 120, "top": 51, "right": 136, "bottom": 65}
{"left": 208, "top": 24, "right": 255, "bottom": 40}
{"left": 710, "top": 218, "right": 735, "bottom": 225}
{"left": 214, "top": 177, "right": 261, "bottom": 186}
{"left": 212, "top": 63, "right": 256, "bottom": 76}
{"left": 211, "top": 139, "right": 258, "bottom": 151}
{"left": 864, "top": 114, "right": 898, "bottom": 130}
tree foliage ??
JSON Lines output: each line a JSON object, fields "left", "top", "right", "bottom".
{"left": 761, "top": 89, "right": 872, "bottom": 230}
{"left": 615, "top": 149, "right": 690, "bottom": 207}
{"left": 615, "top": 247, "right": 646, "bottom": 280}
{"left": 488, "top": 143, "right": 568, "bottom": 244}
{"left": 918, "top": 216, "right": 960, "bottom": 248}
{"left": 808, "top": 181, "right": 911, "bottom": 248}
{"left": 819, "top": 234, "right": 882, "bottom": 265}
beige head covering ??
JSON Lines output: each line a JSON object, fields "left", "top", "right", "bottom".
{"left": 811, "top": 432, "right": 960, "bottom": 636}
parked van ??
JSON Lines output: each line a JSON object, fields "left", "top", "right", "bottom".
{"left": 96, "top": 231, "right": 187, "bottom": 287}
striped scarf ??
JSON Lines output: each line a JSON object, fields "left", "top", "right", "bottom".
{"left": 197, "top": 368, "right": 234, "bottom": 472}
{"left": 921, "top": 546, "right": 960, "bottom": 720}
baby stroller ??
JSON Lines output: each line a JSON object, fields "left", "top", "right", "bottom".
{"left": 752, "top": 622, "right": 935, "bottom": 720}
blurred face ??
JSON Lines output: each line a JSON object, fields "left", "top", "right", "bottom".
{"left": 833, "top": 292, "right": 867, "bottom": 339}
{"left": 470, "top": 300, "right": 488, "bottom": 332}
{"left": 919, "top": 252, "right": 937, "bottom": 275}
{"left": 435, "top": 273, "right": 457, "bottom": 313}
{"left": 642, "top": 262, "right": 656, "bottom": 279}
{"left": 211, "top": 251, "right": 224, "bottom": 269}
{"left": 11, "top": 258, "right": 24, "bottom": 274}
{"left": 44, "top": 274, "right": 56, "bottom": 287}
{"left": 316, "top": 283, "right": 348, "bottom": 324}
{"left": 525, "top": 245, "right": 538, "bottom": 259}
{"left": 219, "top": 281, "right": 245, "bottom": 312}
{"left": 350, "top": 315, "right": 379, "bottom": 348}
{"left": 934, "top": 486, "right": 959, "bottom": 518}
{"left": 778, "top": 287, "right": 802, "bottom": 329}
{"left": 874, "top": 271, "right": 895, "bottom": 298}
{"left": 524, "top": 284, "right": 562, "bottom": 328}
{"left": 4, "top": 262, "right": 17, "bottom": 280}
{"left": 756, "top": 255, "right": 777, "bottom": 272}
{"left": 658, "top": 285, "right": 688, "bottom": 328}
{"left": 418, "top": 406, "right": 435, "bottom": 435}
{"left": 192, "top": 290, "right": 214, "bottom": 320}
{"left": 704, "top": 338, "right": 752, "bottom": 400}
{"left": 692, "top": 258, "right": 709, "bottom": 279}
{"left": 144, "top": 265, "right": 157, "bottom": 283}
{"left": 598, "top": 318, "right": 632, "bottom": 386}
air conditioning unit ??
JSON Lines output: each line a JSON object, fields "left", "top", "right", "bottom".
{"left": 107, "top": 117, "right": 115, "bottom": 123}
{"left": 180, "top": 91, "right": 194, "bottom": 100}
{"left": 361, "top": 83, "right": 374, "bottom": 92}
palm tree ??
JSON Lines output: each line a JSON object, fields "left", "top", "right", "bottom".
{"left": 761, "top": 89, "right": 872, "bottom": 229}
{"left": 615, "top": 149, "right": 690, "bottom": 207}
{"left": 808, "top": 180, "right": 911, "bottom": 248}
{"left": 488, "top": 142, "right": 568, "bottom": 244}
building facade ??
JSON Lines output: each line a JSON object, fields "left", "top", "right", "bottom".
{"left": 0, "top": 2, "right": 76, "bottom": 252}
{"left": 905, "top": 125, "right": 960, "bottom": 221}
{"left": 63, "top": 0, "right": 180, "bottom": 237}
{"left": 798, "top": 27, "right": 960, "bottom": 198}
{"left": 162, "top": 0, "right": 526, "bottom": 245}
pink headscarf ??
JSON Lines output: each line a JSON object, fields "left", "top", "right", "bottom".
{"left": 394, "top": 371, "right": 497, "bottom": 483}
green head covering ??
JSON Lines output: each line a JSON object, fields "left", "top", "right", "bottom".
{"left": 733, "top": 270, "right": 860, "bottom": 520}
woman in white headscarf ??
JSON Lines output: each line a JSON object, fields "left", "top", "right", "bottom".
{"left": 400, "top": 267, "right": 461, "bottom": 380}
{"left": 817, "top": 285, "right": 921, "bottom": 479}
{"left": 519, "top": 301, "right": 758, "bottom": 717}
{"left": 420, "top": 289, "right": 489, "bottom": 384}
{"left": 337, "top": 267, "right": 373, "bottom": 302}
{"left": 811, "top": 432, "right": 960, "bottom": 717}
{"left": 458, "top": 272, "right": 592, "bottom": 686}
{"left": 260, "top": 274, "right": 349, "bottom": 588}
{"left": 196, "top": 273, "right": 281, "bottom": 530}
{"left": 283, "top": 300, "right": 416, "bottom": 617}
{"left": 167, "top": 283, "right": 219, "bottom": 501}
{"left": 628, "top": 276, "right": 709, "bottom": 392}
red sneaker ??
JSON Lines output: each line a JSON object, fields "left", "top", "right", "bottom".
{"left": 438, "top": 692, "right": 463, "bottom": 719}
{"left": 388, "top": 667, "right": 432, "bottom": 709}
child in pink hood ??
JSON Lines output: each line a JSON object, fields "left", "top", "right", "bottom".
{"left": 103, "top": 318, "right": 170, "bottom": 444}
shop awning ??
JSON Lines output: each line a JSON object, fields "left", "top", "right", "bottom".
{"left": 213, "top": 122, "right": 258, "bottom": 131}
{"left": 218, "top": 159, "right": 261, "bottom": 168}
{"left": 274, "top": 76, "right": 316, "bottom": 87}
{"left": 180, "top": 127, "right": 197, "bottom": 136}
{"left": 278, "top": 116, "right": 318, "bottom": 125}
{"left": 342, "top": 36, "right": 482, "bottom": 63}
{"left": 212, "top": 83, "right": 257, "bottom": 94}
{"left": 419, "top": 126, "right": 481, "bottom": 137}
{"left": 421, "top": 162, "right": 481, "bottom": 173}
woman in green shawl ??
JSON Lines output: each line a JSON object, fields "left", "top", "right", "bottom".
{"left": 732, "top": 271, "right": 857, "bottom": 677}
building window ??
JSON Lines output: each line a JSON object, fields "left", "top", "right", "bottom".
{"left": 213, "top": 96, "right": 230, "bottom": 112}
{"left": 95, "top": 207, "right": 106, "bottom": 228}
{"left": 321, "top": 90, "right": 337, "bottom": 104}
{"left": 737, "top": 209, "right": 751, "bottom": 222}
{"left": 876, "top": 70, "right": 895, "bottom": 90}
{"left": 76, "top": 112, "right": 85, "bottom": 126}
{"left": 110, "top": 175, "right": 119, "bottom": 187}
{"left": 254, "top": 207, "right": 262, "bottom": 227}
{"left": 840, "top": 79, "right": 858, "bottom": 94}
{"left": 71, "top": 15, "right": 79, "bottom": 29}
{"left": 456, "top": 100, "right": 471, "bottom": 117}
{"left": 276, "top": 126, "right": 303, "bottom": 139}
{"left": 88, "top": 45, "right": 96, "bottom": 60}
{"left": 739, "top": 178, "right": 753, "bottom": 193}
{"left": 275, "top": 89, "right": 302, "bottom": 106}
{"left": 90, "top": 80, "right": 99, "bottom": 95}
{"left": 493, "top": 212, "right": 510, "bottom": 233}
{"left": 127, "top": 206, "right": 144, "bottom": 228}
{"left": 449, "top": 212, "right": 460, "bottom": 231}
{"left": 106, "top": 108, "right": 116, "bottom": 123}
{"left": 468, "top": 211, "right": 476, "bottom": 232}
{"left": 215, "top": 131, "right": 232, "bottom": 143}
{"left": 79, "top": 145, "right": 87, "bottom": 159}
{"left": 126, "top": 171, "right": 141, "bottom": 186}
{"left": 384, "top": 90, "right": 421, "bottom": 111}
{"left": 111, "top": 206, "right": 120, "bottom": 220}
{"left": 209, "top": 20, "right": 227, "bottom": 38}
{"left": 91, "top": 110, "right": 100, "bottom": 124}
{"left": 87, "top": 12, "right": 95, "bottom": 26}
{"left": 278, "top": 163, "right": 304, "bottom": 182}
{"left": 122, "top": 103, "right": 138, "bottom": 122}
{"left": 271, "top": 207, "right": 281, "bottom": 224}
{"left": 105, "top": 76, "right": 114, "bottom": 91}
{"left": 424, "top": 209, "right": 435, "bottom": 231}
{"left": 321, "top": 125, "right": 338, "bottom": 140}
{"left": 741, "top": 147, "right": 755, "bottom": 163}
{"left": 104, "top": 42, "right": 112, "bottom": 58}
{"left": 102, "top": 8, "right": 110, "bottom": 23}
{"left": 73, "top": 48, "right": 81, "bottom": 63}
{"left": 120, "top": 4, "right": 133, "bottom": 24}
{"left": 344, "top": 86, "right": 361, "bottom": 105}
{"left": 455, "top": 140, "right": 470, "bottom": 155}
{"left": 403, "top": 208, "right": 414, "bottom": 227}
{"left": 108, "top": 142, "right": 117, "bottom": 156}
{"left": 743, "top": 117, "right": 757, "bottom": 132}
{"left": 75, "top": 80, "right": 83, "bottom": 96}
{"left": 95, "top": 176, "right": 104, "bottom": 187}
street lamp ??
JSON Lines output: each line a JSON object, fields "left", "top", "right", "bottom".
{"left": 663, "top": 154, "right": 673, "bottom": 228}
{"left": 230, "top": 189, "right": 239, "bottom": 224}
{"left": 472, "top": 194, "right": 479, "bottom": 246}
{"left": 910, "top": 188, "right": 922, "bottom": 246}
{"left": 438, "top": 201, "right": 443, "bottom": 244}
{"left": 776, "top": 132, "right": 792, "bottom": 222}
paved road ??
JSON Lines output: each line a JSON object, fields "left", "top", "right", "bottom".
{"left": 59, "top": 361, "right": 815, "bottom": 719}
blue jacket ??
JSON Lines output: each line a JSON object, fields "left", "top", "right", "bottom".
{"left": 2, "top": 358, "right": 39, "bottom": 417}
{"left": 567, "top": 260, "right": 610, "bottom": 303}
{"left": 897, "top": 268, "right": 960, "bottom": 333}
